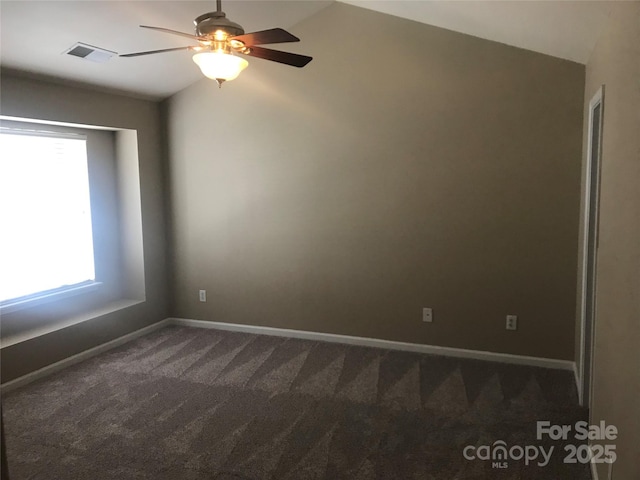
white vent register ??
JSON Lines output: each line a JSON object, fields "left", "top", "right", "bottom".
{"left": 64, "top": 42, "right": 116, "bottom": 63}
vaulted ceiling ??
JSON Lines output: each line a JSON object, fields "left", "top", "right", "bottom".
{"left": 0, "top": 1, "right": 614, "bottom": 100}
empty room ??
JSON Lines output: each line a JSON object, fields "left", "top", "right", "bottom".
{"left": 0, "top": 1, "right": 638, "bottom": 479}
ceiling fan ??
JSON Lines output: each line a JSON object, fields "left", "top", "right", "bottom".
{"left": 120, "top": 0, "right": 313, "bottom": 87}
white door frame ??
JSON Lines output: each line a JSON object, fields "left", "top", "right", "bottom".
{"left": 578, "top": 85, "right": 605, "bottom": 407}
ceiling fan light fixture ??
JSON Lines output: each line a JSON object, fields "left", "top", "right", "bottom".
{"left": 121, "top": 0, "right": 312, "bottom": 83}
{"left": 192, "top": 51, "right": 248, "bottom": 86}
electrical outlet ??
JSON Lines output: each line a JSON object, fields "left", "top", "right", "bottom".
{"left": 506, "top": 315, "right": 517, "bottom": 331}
{"left": 199, "top": 290, "right": 207, "bottom": 302}
{"left": 422, "top": 307, "right": 433, "bottom": 323}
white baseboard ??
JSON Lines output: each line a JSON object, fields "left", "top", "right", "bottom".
{"left": 1, "top": 316, "right": 577, "bottom": 393}
{"left": 170, "top": 318, "right": 576, "bottom": 371}
{"left": 0, "top": 319, "right": 170, "bottom": 393}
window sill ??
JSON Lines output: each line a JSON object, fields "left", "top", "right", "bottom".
{"left": 0, "top": 297, "right": 144, "bottom": 348}
{"left": 0, "top": 282, "right": 102, "bottom": 315}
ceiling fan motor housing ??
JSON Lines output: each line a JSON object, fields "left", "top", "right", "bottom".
{"left": 194, "top": 11, "right": 245, "bottom": 37}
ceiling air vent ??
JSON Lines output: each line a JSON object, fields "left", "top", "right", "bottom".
{"left": 64, "top": 43, "right": 116, "bottom": 63}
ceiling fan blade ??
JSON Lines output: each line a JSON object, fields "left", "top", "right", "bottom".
{"left": 119, "top": 46, "right": 195, "bottom": 57}
{"left": 242, "top": 46, "right": 312, "bottom": 68}
{"left": 140, "top": 25, "right": 203, "bottom": 42}
{"left": 231, "top": 28, "right": 299, "bottom": 46}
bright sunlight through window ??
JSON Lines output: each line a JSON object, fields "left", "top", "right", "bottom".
{"left": 0, "top": 130, "right": 96, "bottom": 303}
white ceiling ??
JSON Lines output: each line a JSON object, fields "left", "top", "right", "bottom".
{"left": 0, "top": 1, "right": 332, "bottom": 99}
{"left": 0, "top": 1, "right": 614, "bottom": 100}
{"left": 341, "top": 1, "right": 614, "bottom": 64}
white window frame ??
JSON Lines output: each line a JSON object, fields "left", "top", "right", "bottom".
{"left": 0, "top": 114, "right": 147, "bottom": 349}
{"left": 0, "top": 125, "right": 102, "bottom": 313}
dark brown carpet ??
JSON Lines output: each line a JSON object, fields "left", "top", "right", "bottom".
{"left": 2, "top": 325, "right": 590, "bottom": 479}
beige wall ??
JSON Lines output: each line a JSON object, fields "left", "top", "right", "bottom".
{"left": 165, "top": 3, "right": 584, "bottom": 360}
{"left": 0, "top": 72, "right": 170, "bottom": 382}
{"left": 577, "top": 3, "right": 640, "bottom": 478}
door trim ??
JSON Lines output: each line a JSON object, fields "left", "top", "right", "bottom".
{"left": 578, "top": 85, "right": 605, "bottom": 407}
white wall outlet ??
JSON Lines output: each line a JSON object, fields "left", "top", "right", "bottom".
{"left": 422, "top": 307, "right": 433, "bottom": 323}
{"left": 199, "top": 289, "right": 207, "bottom": 302}
{"left": 506, "top": 314, "right": 518, "bottom": 330}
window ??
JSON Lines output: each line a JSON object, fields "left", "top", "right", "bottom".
{"left": 0, "top": 116, "right": 146, "bottom": 342}
{"left": 0, "top": 129, "right": 97, "bottom": 305}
